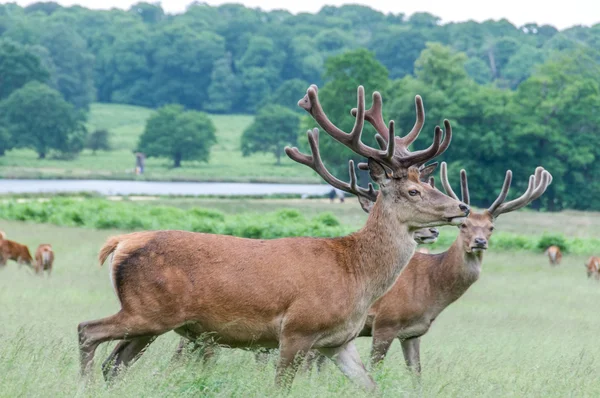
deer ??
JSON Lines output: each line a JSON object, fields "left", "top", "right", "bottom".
{"left": 546, "top": 245, "right": 562, "bottom": 265}
{"left": 77, "top": 85, "right": 469, "bottom": 391}
{"left": 34, "top": 244, "right": 54, "bottom": 276}
{"left": 0, "top": 238, "right": 34, "bottom": 267}
{"left": 584, "top": 256, "right": 600, "bottom": 280}
{"left": 305, "top": 163, "right": 552, "bottom": 374}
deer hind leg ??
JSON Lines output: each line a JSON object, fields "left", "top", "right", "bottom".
{"left": 400, "top": 337, "right": 422, "bottom": 374}
{"left": 101, "top": 336, "right": 155, "bottom": 381}
{"left": 300, "top": 350, "right": 327, "bottom": 373}
{"left": 275, "top": 334, "right": 314, "bottom": 390}
{"left": 318, "top": 340, "right": 377, "bottom": 392}
{"left": 370, "top": 325, "right": 398, "bottom": 367}
{"left": 78, "top": 310, "right": 167, "bottom": 378}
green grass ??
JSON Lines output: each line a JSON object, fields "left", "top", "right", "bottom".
{"left": 1, "top": 218, "right": 599, "bottom": 397}
{"left": 0, "top": 103, "right": 321, "bottom": 183}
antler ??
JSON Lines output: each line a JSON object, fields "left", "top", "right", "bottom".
{"left": 285, "top": 128, "right": 378, "bottom": 202}
{"left": 350, "top": 92, "right": 452, "bottom": 165}
{"left": 299, "top": 85, "right": 443, "bottom": 171}
{"left": 488, "top": 167, "right": 552, "bottom": 218}
{"left": 440, "top": 162, "right": 470, "bottom": 204}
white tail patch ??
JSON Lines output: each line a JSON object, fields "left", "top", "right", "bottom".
{"left": 108, "top": 252, "right": 119, "bottom": 300}
{"left": 42, "top": 250, "right": 51, "bottom": 265}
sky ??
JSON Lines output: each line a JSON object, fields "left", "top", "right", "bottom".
{"left": 9, "top": 0, "right": 600, "bottom": 30}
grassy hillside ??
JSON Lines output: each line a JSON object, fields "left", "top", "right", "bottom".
{"left": 0, "top": 103, "right": 321, "bottom": 183}
{"left": 1, "top": 217, "right": 599, "bottom": 397}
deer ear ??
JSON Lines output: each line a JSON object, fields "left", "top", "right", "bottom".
{"left": 368, "top": 158, "right": 391, "bottom": 186}
{"left": 419, "top": 162, "right": 438, "bottom": 182}
{"left": 357, "top": 195, "right": 375, "bottom": 213}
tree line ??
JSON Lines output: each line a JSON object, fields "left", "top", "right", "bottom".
{"left": 0, "top": 2, "right": 599, "bottom": 211}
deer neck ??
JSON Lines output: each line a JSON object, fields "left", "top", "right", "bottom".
{"left": 432, "top": 238, "right": 483, "bottom": 304}
{"left": 350, "top": 199, "right": 416, "bottom": 302}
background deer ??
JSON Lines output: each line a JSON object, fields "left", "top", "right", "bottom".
{"left": 546, "top": 245, "right": 562, "bottom": 265}
{"left": 0, "top": 238, "right": 33, "bottom": 267}
{"left": 34, "top": 244, "right": 54, "bottom": 275}
{"left": 585, "top": 256, "right": 600, "bottom": 279}
{"left": 77, "top": 85, "right": 469, "bottom": 391}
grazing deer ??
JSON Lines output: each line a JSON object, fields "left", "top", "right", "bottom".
{"left": 0, "top": 238, "right": 33, "bottom": 267}
{"left": 585, "top": 256, "right": 600, "bottom": 280}
{"left": 34, "top": 244, "right": 54, "bottom": 276}
{"left": 546, "top": 245, "right": 562, "bottom": 265}
{"left": 78, "top": 85, "right": 469, "bottom": 391}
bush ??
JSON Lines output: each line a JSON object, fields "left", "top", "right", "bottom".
{"left": 536, "top": 232, "right": 569, "bottom": 253}
{"left": 86, "top": 129, "right": 111, "bottom": 153}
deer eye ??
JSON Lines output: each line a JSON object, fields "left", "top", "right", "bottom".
{"left": 490, "top": 226, "right": 495, "bottom": 231}
{"left": 408, "top": 190, "right": 419, "bottom": 196}
{"left": 460, "top": 224, "right": 467, "bottom": 229}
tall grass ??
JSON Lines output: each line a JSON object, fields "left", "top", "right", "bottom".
{"left": 0, "top": 220, "right": 599, "bottom": 397}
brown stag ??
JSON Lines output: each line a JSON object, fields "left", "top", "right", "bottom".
{"left": 34, "top": 244, "right": 54, "bottom": 275}
{"left": 585, "top": 256, "right": 600, "bottom": 280}
{"left": 78, "top": 85, "right": 469, "bottom": 390}
{"left": 546, "top": 245, "right": 562, "bottom": 265}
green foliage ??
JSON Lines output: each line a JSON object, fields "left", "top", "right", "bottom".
{"left": 241, "top": 104, "right": 300, "bottom": 165}
{"left": 0, "top": 198, "right": 350, "bottom": 238}
{"left": 537, "top": 233, "right": 570, "bottom": 253}
{"left": 0, "top": 81, "right": 86, "bottom": 158}
{"left": 86, "top": 129, "right": 110, "bottom": 153}
{"left": 137, "top": 105, "right": 217, "bottom": 168}
{"left": 0, "top": 39, "right": 49, "bottom": 100}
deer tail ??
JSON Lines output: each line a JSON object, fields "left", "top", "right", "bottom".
{"left": 99, "top": 236, "right": 121, "bottom": 266}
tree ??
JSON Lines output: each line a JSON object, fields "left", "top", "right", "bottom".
{"left": 259, "top": 78, "right": 309, "bottom": 112}
{"left": 241, "top": 104, "right": 300, "bottom": 165}
{"left": 0, "top": 39, "right": 49, "bottom": 100}
{"left": 205, "top": 54, "right": 241, "bottom": 113}
{"left": 86, "top": 129, "right": 111, "bottom": 154}
{"left": 300, "top": 48, "right": 389, "bottom": 179}
{"left": 0, "top": 81, "right": 86, "bottom": 158}
{"left": 137, "top": 105, "right": 217, "bottom": 167}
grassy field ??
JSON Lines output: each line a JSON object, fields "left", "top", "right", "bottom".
{"left": 1, "top": 203, "right": 600, "bottom": 397}
{"left": 0, "top": 103, "right": 321, "bottom": 183}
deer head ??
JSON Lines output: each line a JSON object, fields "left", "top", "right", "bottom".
{"left": 286, "top": 85, "right": 469, "bottom": 231}
{"left": 440, "top": 162, "right": 552, "bottom": 254}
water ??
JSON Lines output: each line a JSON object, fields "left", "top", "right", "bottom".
{"left": 0, "top": 179, "right": 332, "bottom": 197}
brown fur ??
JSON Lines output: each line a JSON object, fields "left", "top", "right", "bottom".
{"left": 415, "top": 247, "right": 430, "bottom": 254}
{"left": 78, "top": 87, "right": 469, "bottom": 390}
{"left": 78, "top": 171, "right": 467, "bottom": 388}
{"left": 546, "top": 245, "right": 562, "bottom": 265}
{"left": 0, "top": 239, "right": 33, "bottom": 267}
{"left": 34, "top": 244, "right": 54, "bottom": 275}
{"left": 585, "top": 256, "right": 600, "bottom": 279}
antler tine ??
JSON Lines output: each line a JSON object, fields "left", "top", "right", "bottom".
{"left": 351, "top": 91, "right": 390, "bottom": 142}
{"left": 460, "top": 169, "right": 470, "bottom": 206}
{"left": 300, "top": 85, "right": 396, "bottom": 168}
{"left": 284, "top": 129, "right": 378, "bottom": 202}
{"left": 529, "top": 169, "right": 552, "bottom": 202}
{"left": 397, "top": 95, "right": 425, "bottom": 147}
{"left": 493, "top": 175, "right": 536, "bottom": 216}
{"left": 440, "top": 162, "right": 460, "bottom": 201}
{"left": 399, "top": 126, "right": 442, "bottom": 168}
{"left": 487, "top": 170, "right": 513, "bottom": 215}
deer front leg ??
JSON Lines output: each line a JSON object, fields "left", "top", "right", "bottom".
{"left": 400, "top": 337, "right": 422, "bottom": 374}
{"left": 319, "top": 340, "right": 377, "bottom": 392}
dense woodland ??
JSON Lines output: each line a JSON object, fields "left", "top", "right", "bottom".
{"left": 0, "top": 2, "right": 599, "bottom": 210}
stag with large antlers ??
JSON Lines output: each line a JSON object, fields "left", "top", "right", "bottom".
{"left": 78, "top": 85, "right": 469, "bottom": 391}
{"left": 330, "top": 162, "right": 551, "bottom": 374}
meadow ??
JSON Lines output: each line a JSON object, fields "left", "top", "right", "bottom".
{"left": 0, "top": 104, "right": 321, "bottom": 183}
{"left": 1, "top": 199, "right": 600, "bottom": 397}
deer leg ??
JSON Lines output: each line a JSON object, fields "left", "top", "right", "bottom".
{"left": 400, "top": 337, "right": 422, "bottom": 374}
{"left": 101, "top": 336, "right": 155, "bottom": 381}
{"left": 78, "top": 310, "right": 167, "bottom": 377}
{"left": 300, "top": 350, "right": 326, "bottom": 373}
{"left": 254, "top": 348, "right": 273, "bottom": 367}
{"left": 318, "top": 340, "right": 377, "bottom": 391}
{"left": 275, "top": 334, "right": 313, "bottom": 390}
{"left": 370, "top": 326, "right": 398, "bottom": 367}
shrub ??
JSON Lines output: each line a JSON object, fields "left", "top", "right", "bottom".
{"left": 536, "top": 232, "right": 569, "bottom": 253}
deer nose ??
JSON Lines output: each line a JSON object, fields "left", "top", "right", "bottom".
{"left": 474, "top": 238, "right": 487, "bottom": 246}
{"left": 429, "top": 228, "right": 439, "bottom": 237}
{"left": 459, "top": 203, "right": 470, "bottom": 215}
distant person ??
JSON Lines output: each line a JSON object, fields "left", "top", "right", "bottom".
{"left": 329, "top": 188, "right": 336, "bottom": 203}
{"left": 336, "top": 188, "right": 345, "bottom": 203}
